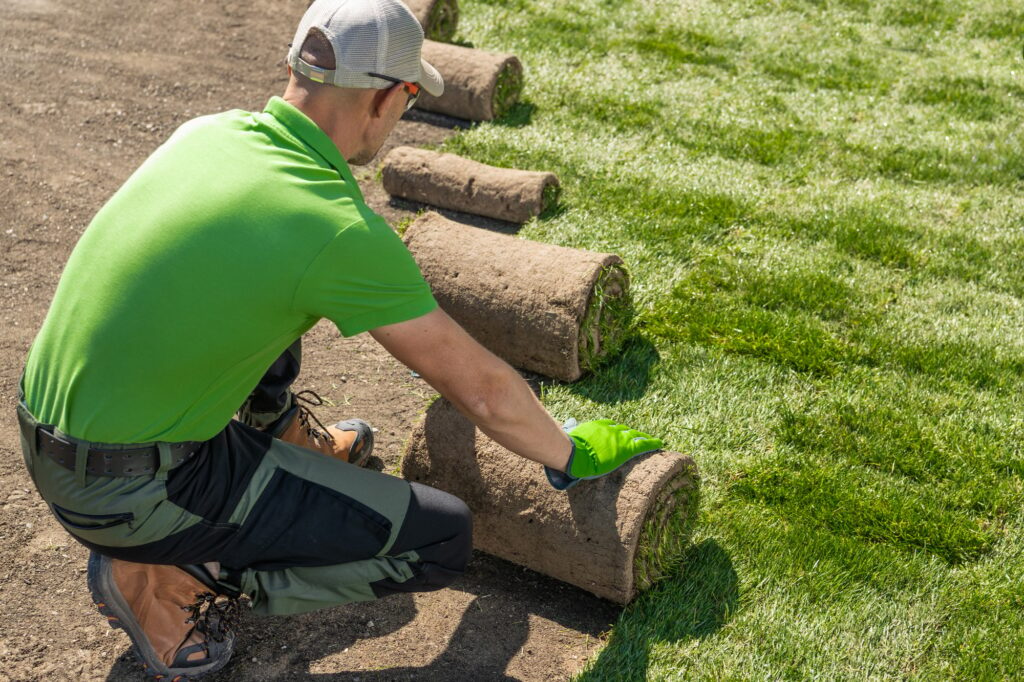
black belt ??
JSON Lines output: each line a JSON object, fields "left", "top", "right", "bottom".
{"left": 36, "top": 429, "right": 200, "bottom": 477}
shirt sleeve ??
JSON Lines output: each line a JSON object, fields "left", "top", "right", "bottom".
{"left": 293, "top": 214, "right": 437, "bottom": 336}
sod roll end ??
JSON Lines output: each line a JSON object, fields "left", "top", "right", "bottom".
{"left": 404, "top": 0, "right": 459, "bottom": 42}
{"left": 402, "top": 212, "right": 632, "bottom": 382}
{"left": 382, "top": 146, "right": 559, "bottom": 223}
{"left": 403, "top": 398, "right": 701, "bottom": 603}
{"left": 417, "top": 41, "right": 523, "bottom": 121}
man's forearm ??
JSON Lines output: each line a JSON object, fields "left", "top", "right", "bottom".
{"left": 370, "top": 309, "right": 574, "bottom": 470}
{"left": 455, "top": 368, "right": 574, "bottom": 471}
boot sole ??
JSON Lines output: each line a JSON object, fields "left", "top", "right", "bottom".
{"left": 87, "top": 552, "right": 235, "bottom": 681}
{"left": 335, "top": 419, "right": 374, "bottom": 467}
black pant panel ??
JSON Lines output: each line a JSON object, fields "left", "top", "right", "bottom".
{"left": 164, "top": 420, "right": 273, "bottom": 523}
{"left": 370, "top": 481, "right": 473, "bottom": 598}
{"left": 219, "top": 466, "right": 395, "bottom": 571}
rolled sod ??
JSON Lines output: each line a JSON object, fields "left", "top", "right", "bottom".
{"left": 404, "top": 0, "right": 459, "bottom": 42}
{"left": 402, "top": 212, "right": 632, "bottom": 382}
{"left": 415, "top": 40, "right": 523, "bottom": 121}
{"left": 382, "top": 146, "right": 559, "bottom": 223}
{"left": 403, "top": 398, "right": 701, "bottom": 604}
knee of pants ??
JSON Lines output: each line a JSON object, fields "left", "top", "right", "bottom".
{"left": 398, "top": 483, "right": 473, "bottom": 576}
{"left": 443, "top": 494, "right": 473, "bottom": 575}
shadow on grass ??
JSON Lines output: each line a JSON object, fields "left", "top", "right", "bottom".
{"left": 566, "top": 336, "right": 660, "bottom": 404}
{"left": 577, "top": 539, "right": 738, "bottom": 681}
{"left": 493, "top": 101, "right": 537, "bottom": 128}
{"left": 538, "top": 199, "right": 568, "bottom": 221}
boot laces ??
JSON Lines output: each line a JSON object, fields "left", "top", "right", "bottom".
{"left": 293, "top": 390, "right": 336, "bottom": 446}
{"left": 182, "top": 593, "right": 242, "bottom": 643}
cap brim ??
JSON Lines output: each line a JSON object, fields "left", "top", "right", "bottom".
{"left": 419, "top": 59, "right": 444, "bottom": 97}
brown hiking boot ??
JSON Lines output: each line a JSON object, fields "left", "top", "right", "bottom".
{"left": 88, "top": 552, "right": 238, "bottom": 680}
{"left": 272, "top": 390, "right": 374, "bottom": 466}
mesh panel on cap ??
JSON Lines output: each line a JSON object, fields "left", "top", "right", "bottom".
{"left": 378, "top": 0, "right": 424, "bottom": 84}
{"left": 327, "top": 9, "right": 384, "bottom": 72}
{"left": 288, "top": 0, "right": 431, "bottom": 90}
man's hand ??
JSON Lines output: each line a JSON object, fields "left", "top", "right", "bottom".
{"left": 371, "top": 309, "right": 661, "bottom": 482}
{"left": 545, "top": 419, "right": 664, "bottom": 490}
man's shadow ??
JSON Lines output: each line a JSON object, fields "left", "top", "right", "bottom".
{"left": 102, "top": 552, "right": 619, "bottom": 681}
{"left": 104, "top": 534, "right": 733, "bottom": 680}
{"left": 104, "top": 540, "right": 734, "bottom": 682}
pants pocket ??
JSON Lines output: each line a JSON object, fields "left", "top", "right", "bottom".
{"left": 51, "top": 503, "right": 134, "bottom": 531}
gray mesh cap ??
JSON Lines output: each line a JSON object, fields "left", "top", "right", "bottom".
{"left": 288, "top": 0, "right": 443, "bottom": 96}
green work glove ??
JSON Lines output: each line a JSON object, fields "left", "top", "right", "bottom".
{"left": 545, "top": 419, "right": 664, "bottom": 491}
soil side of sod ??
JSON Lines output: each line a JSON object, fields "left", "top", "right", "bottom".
{"left": 0, "top": 0, "right": 619, "bottom": 679}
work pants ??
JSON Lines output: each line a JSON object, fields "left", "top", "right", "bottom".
{"left": 17, "top": 339, "right": 473, "bottom": 615}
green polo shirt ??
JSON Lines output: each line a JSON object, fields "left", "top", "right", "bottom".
{"left": 22, "top": 97, "right": 436, "bottom": 444}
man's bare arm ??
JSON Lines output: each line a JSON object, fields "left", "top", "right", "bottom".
{"left": 370, "top": 308, "right": 573, "bottom": 471}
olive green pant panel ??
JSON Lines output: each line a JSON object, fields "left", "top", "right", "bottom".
{"left": 241, "top": 550, "right": 421, "bottom": 616}
{"left": 229, "top": 436, "right": 411, "bottom": 555}
{"left": 236, "top": 394, "right": 293, "bottom": 431}
{"left": 20, "top": 414, "right": 203, "bottom": 548}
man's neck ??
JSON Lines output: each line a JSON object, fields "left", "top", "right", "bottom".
{"left": 282, "top": 82, "right": 366, "bottom": 162}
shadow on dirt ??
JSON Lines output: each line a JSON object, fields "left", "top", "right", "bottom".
{"left": 401, "top": 108, "right": 473, "bottom": 131}
{"left": 387, "top": 196, "right": 524, "bottom": 235}
{"left": 103, "top": 552, "right": 619, "bottom": 681}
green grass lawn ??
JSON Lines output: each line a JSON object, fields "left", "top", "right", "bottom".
{"left": 441, "top": 0, "right": 1024, "bottom": 678}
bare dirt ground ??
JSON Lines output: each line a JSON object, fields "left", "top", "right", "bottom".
{"left": 0, "top": 1, "right": 619, "bottom": 679}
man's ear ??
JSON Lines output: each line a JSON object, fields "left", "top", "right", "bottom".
{"left": 370, "top": 84, "right": 401, "bottom": 118}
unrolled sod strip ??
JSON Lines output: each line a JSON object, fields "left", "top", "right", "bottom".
{"left": 415, "top": 40, "right": 523, "bottom": 121}
{"left": 403, "top": 0, "right": 459, "bottom": 42}
{"left": 403, "top": 398, "right": 701, "bottom": 604}
{"left": 382, "top": 147, "right": 559, "bottom": 223}
{"left": 402, "top": 212, "right": 631, "bottom": 382}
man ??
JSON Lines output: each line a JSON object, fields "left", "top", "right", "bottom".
{"left": 16, "top": 0, "right": 663, "bottom": 679}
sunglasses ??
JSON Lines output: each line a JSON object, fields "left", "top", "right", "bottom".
{"left": 367, "top": 72, "right": 421, "bottom": 111}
